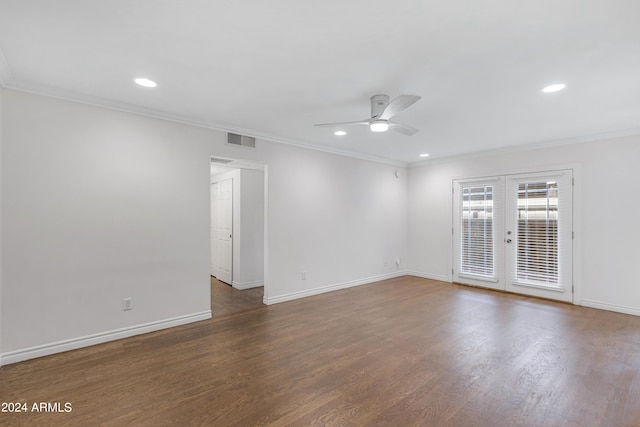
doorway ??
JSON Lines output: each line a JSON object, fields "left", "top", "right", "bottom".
{"left": 453, "top": 170, "right": 573, "bottom": 302}
{"left": 210, "top": 158, "right": 266, "bottom": 316}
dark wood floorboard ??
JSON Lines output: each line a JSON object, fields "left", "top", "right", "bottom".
{"left": 2, "top": 276, "right": 640, "bottom": 426}
{"left": 210, "top": 276, "right": 264, "bottom": 318}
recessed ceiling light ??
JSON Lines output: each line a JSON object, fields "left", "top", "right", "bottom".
{"left": 334, "top": 130, "right": 347, "bottom": 136}
{"left": 419, "top": 153, "right": 430, "bottom": 158}
{"left": 542, "top": 83, "right": 566, "bottom": 93}
{"left": 135, "top": 78, "right": 157, "bottom": 88}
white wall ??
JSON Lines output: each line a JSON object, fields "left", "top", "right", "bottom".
{"left": 408, "top": 134, "right": 640, "bottom": 315}
{"left": 2, "top": 90, "right": 214, "bottom": 359}
{"left": 236, "top": 168, "right": 264, "bottom": 289}
{"left": 0, "top": 89, "right": 409, "bottom": 362}
{"left": 262, "top": 143, "right": 408, "bottom": 303}
{"left": 0, "top": 87, "right": 4, "bottom": 366}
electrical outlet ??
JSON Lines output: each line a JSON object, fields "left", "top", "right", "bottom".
{"left": 301, "top": 271, "right": 307, "bottom": 280}
{"left": 123, "top": 297, "right": 133, "bottom": 311}
{"left": 384, "top": 261, "right": 388, "bottom": 267}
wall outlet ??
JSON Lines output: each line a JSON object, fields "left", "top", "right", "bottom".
{"left": 384, "top": 261, "right": 388, "bottom": 267}
{"left": 301, "top": 271, "right": 307, "bottom": 280}
{"left": 396, "top": 258, "right": 401, "bottom": 266}
{"left": 123, "top": 297, "right": 133, "bottom": 311}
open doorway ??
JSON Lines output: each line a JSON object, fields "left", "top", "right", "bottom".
{"left": 210, "top": 157, "right": 266, "bottom": 317}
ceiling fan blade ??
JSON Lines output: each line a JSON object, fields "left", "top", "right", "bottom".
{"left": 314, "top": 119, "right": 371, "bottom": 128}
{"left": 378, "top": 95, "right": 421, "bottom": 120}
{"left": 389, "top": 122, "right": 419, "bottom": 136}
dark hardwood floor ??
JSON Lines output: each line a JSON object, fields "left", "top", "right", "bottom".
{"left": 2, "top": 276, "right": 640, "bottom": 426}
{"left": 210, "top": 276, "right": 264, "bottom": 318}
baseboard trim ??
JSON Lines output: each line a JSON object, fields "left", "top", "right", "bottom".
{"left": 581, "top": 299, "right": 640, "bottom": 317}
{"left": 1, "top": 310, "right": 212, "bottom": 365}
{"left": 232, "top": 280, "right": 264, "bottom": 290}
{"left": 263, "top": 271, "right": 406, "bottom": 305}
{"left": 405, "top": 271, "right": 451, "bottom": 283}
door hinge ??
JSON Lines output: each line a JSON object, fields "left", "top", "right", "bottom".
{"left": 572, "top": 231, "right": 574, "bottom": 240}
{"left": 572, "top": 178, "right": 575, "bottom": 186}
{"left": 452, "top": 227, "right": 454, "bottom": 235}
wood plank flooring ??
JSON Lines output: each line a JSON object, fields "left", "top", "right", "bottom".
{"left": 2, "top": 276, "right": 640, "bottom": 426}
{"left": 210, "top": 276, "right": 264, "bottom": 318}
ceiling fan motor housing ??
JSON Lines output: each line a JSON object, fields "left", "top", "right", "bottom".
{"left": 371, "top": 94, "right": 390, "bottom": 118}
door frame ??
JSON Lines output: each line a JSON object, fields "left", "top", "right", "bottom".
{"left": 450, "top": 163, "right": 582, "bottom": 305}
{"left": 209, "top": 157, "right": 269, "bottom": 302}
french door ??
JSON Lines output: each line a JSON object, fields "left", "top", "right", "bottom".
{"left": 453, "top": 170, "right": 573, "bottom": 302}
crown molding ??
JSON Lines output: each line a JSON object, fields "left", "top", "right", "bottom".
{"left": 0, "top": 46, "right": 14, "bottom": 86}
{"left": 3, "top": 80, "right": 409, "bottom": 168}
{"left": 12, "top": 76, "right": 637, "bottom": 170}
{"left": 409, "top": 127, "right": 640, "bottom": 168}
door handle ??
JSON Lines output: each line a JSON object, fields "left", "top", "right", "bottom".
{"left": 505, "top": 238, "right": 512, "bottom": 243}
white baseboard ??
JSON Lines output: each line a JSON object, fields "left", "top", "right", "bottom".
{"left": 263, "top": 271, "right": 407, "bottom": 305}
{"left": 405, "top": 271, "right": 451, "bottom": 283}
{"left": 1, "top": 311, "right": 212, "bottom": 366}
{"left": 232, "top": 280, "right": 264, "bottom": 290}
{"left": 581, "top": 299, "right": 640, "bottom": 317}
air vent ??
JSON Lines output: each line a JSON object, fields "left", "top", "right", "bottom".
{"left": 227, "top": 133, "right": 256, "bottom": 149}
{"left": 210, "top": 157, "right": 233, "bottom": 164}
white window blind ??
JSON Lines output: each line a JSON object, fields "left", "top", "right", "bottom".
{"left": 460, "top": 185, "right": 495, "bottom": 277}
{"left": 516, "top": 181, "right": 559, "bottom": 284}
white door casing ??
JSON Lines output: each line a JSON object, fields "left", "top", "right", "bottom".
{"left": 210, "top": 182, "right": 217, "bottom": 276}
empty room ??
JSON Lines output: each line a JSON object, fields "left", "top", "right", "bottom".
{"left": 1, "top": 1, "right": 640, "bottom": 426}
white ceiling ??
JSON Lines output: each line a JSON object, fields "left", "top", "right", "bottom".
{"left": 0, "top": 0, "right": 639, "bottom": 164}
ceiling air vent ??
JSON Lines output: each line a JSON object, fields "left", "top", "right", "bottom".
{"left": 227, "top": 133, "right": 256, "bottom": 149}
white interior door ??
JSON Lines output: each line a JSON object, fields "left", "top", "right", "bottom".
{"left": 212, "top": 178, "right": 233, "bottom": 284}
{"left": 453, "top": 170, "right": 573, "bottom": 302}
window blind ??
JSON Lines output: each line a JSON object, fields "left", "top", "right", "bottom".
{"left": 460, "top": 185, "right": 495, "bottom": 277}
{"left": 516, "top": 181, "right": 559, "bottom": 284}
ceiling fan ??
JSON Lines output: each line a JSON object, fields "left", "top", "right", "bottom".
{"left": 315, "top": 94, "right": 422, "bottom": 135}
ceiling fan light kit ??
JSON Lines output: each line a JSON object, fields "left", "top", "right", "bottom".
{"left": 370, "top": 120, "right": 389, "bottom": 132}
{"left": 315, "top": 94, "right": 421, "bottom": 136}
